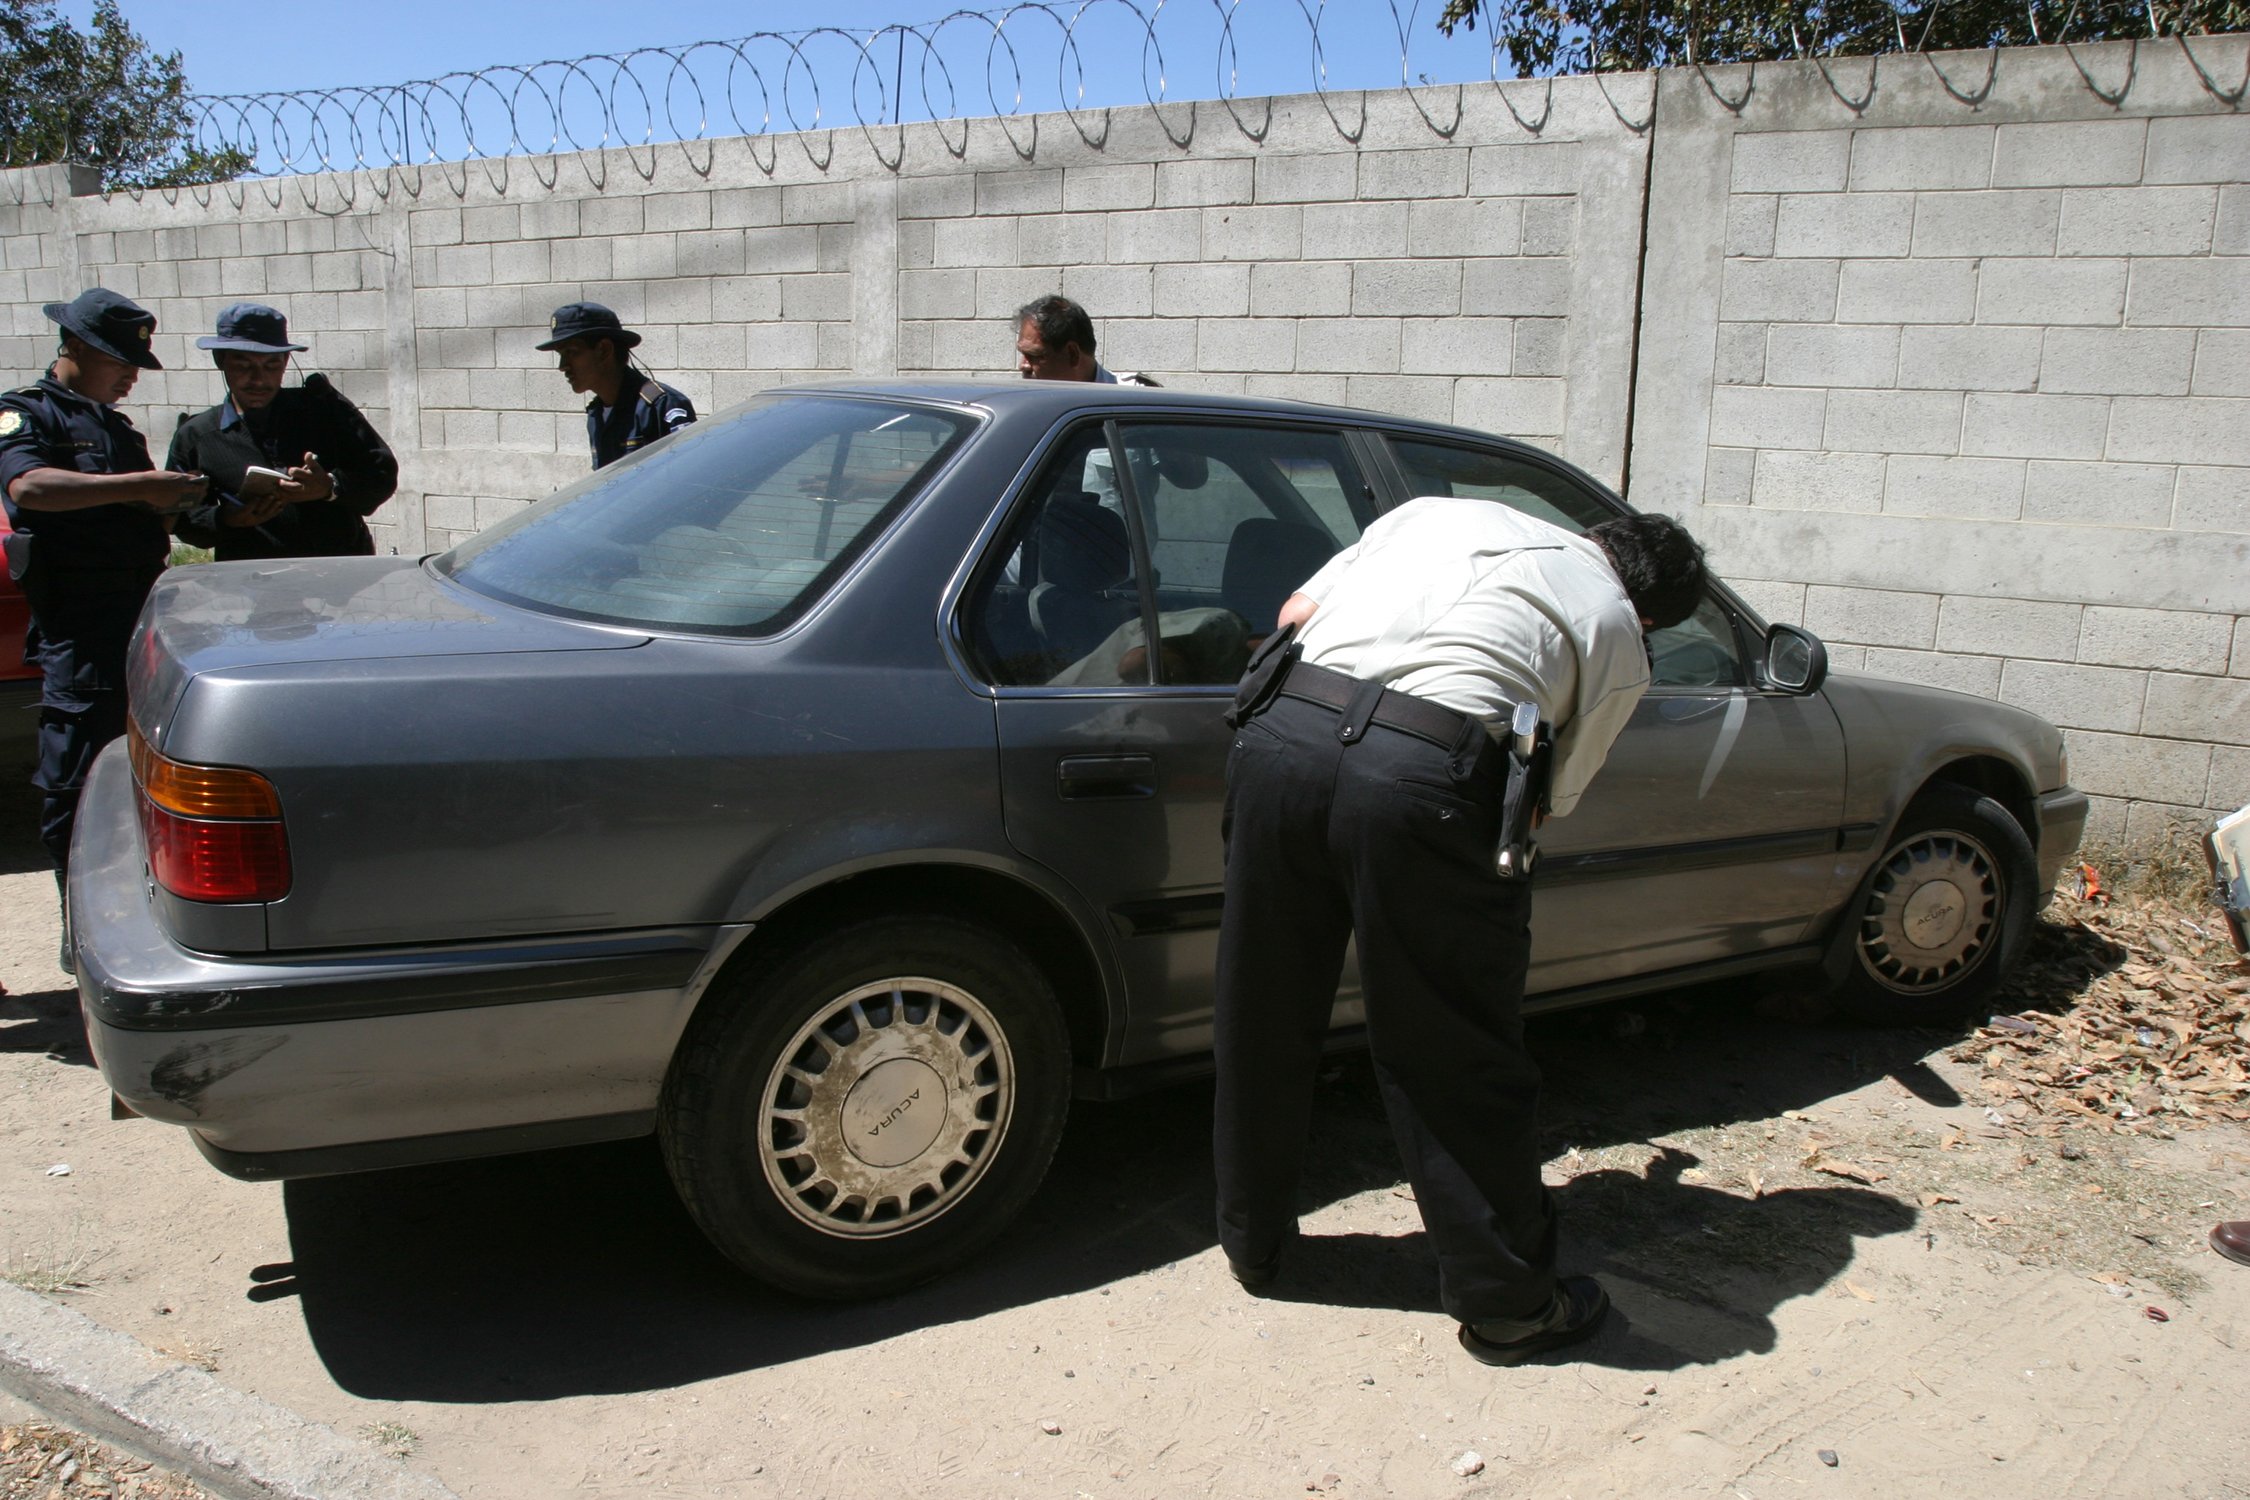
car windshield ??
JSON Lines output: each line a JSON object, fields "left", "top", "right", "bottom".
{"left": 436, "top": 395, "right": 975, "bottom": 635}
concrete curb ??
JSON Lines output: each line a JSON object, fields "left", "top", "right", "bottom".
{"left": 0, "top": 1281, "right": 457, "bottom": 1500}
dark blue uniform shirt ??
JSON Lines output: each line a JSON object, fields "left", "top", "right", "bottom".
{"left": 0, "top": 375, "right": 171, "bottom": 871}
{"left": 587, "top": 378, "right": 695, "bottom": 469}
{"left": 0, "top": 376, "right": 167, "bottom": 575}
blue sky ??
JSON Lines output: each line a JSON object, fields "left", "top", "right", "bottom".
{"left": 69, "top": 3, "right": 1502, "bottom": 131}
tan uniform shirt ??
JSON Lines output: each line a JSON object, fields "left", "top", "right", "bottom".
{"left": 1295, "top": 497, "right": 1650, "bottom": 817}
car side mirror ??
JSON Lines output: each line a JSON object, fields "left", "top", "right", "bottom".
{"left": 1763, "top": 624, "right": 1827, "bottom": 695}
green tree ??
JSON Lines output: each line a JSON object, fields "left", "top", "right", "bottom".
{"left": 1436, "top": 0, "right": 2250, "bottom": 74}
{"left": 0, "top": 0, "right": 249, "bottom": 190}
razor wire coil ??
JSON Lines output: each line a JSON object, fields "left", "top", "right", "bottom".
{"left": 2, "top": 0, "right": 2243, "bottom": 203}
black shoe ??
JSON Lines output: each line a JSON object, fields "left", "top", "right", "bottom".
{"left": 1457, "top": 1276, "right": 1611, "bottom": 1367}
{"left": 1227, "top": 1248, "right": 1282, "bottom": 1293}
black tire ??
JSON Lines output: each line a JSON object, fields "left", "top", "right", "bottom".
{"left": 1831, "top": 784, "right": 2037, "bottom": 1026}
{"left": 658, "top": 916, "right": 1070, "bottom": 1299}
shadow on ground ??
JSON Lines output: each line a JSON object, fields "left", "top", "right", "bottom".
{"left": 0, "top": 984, "right": 90, "bottom": 1067}
{"left": 1, "top": 750, "right": 87, "bottom": 1066}
{"left": 266, "top": 989, "right": 1953, "bottom": 1402}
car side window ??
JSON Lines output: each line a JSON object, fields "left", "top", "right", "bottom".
{"left": 963, "top": 421, "right": 1373, "bottom": 689}
{"left": 1648, "top": 593, "right": 1746, "bottom": 690}
{"left": 1117, "top": 422, "right": 1372, "bottom": 687}
{"left": 1387, "top": 438, "right": 1614, "bottom": 532}
{"left": 1388, "top": 436, "right": 1744, "bottom": 689}
{"left": 965, "top": 426, "right": 1143, "bottom": 687}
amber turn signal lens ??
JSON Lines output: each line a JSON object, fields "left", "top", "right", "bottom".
{"left": 128, "top": 721, "right": 291, "bottom": 904}
{"left": 128, "top": 720, "right": 281, "bottom": 819}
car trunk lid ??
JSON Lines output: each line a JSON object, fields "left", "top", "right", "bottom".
{"left": 133, "top": 556, "right": 648, "bottom": 745}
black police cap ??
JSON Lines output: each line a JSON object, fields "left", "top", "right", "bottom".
{"left": 196, "top": 302, "right": 308, "bottom": 355}
{"left": 536, "top": 302, "right": 642, "bottom": 352}
{"left": 43, "top": 287, "right": 161, "bottom": 370}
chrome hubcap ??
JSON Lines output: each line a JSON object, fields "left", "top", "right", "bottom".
{"left": 759, "top": 977, "right": 1013, "bottom": 1238}
{"left": 1857, "top": 830, "right": 2000, "bottom": 996}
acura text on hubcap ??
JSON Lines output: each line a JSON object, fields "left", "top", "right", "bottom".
{"left": 759, "top": 977, "right": 1014, "bottom": 1237}
{"left": 1858, "top": 830, "right": 2000, "bottom": 994}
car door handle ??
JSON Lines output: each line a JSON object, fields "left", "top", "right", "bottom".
{"left": 1057, "top": 754, "right": 1156, "bottom": 800}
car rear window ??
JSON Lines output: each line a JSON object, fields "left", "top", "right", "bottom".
{"left": 436, "top": 395, "right": 975, "bottom": 635}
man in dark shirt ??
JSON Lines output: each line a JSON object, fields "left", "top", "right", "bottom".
{"left": 168, "top": 303, "right": 398, "bottom": 562}
{"left": 537, "top": 302, "right": 696, "bottom": 469}
{"left": 0, "top": 289, "right": 205, "bottom": 970}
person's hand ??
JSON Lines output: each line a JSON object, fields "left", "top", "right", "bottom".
{"left": 143, "top": 472, "right": 207, "bottom": 513}
{"left": 223, "top": 490, "right": 287, "bottom": 527}
{"left": 283, "top": 455, "right": 334, "bottom": 502}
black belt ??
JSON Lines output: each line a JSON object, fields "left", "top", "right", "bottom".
{"left": 1276, "top": 659, "right": 1483, "bottom": 750}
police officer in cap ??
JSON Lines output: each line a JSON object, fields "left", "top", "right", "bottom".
{"left": 537, "top": 303, "right": 695, "bottom": 470}
{"left": 169, "top": 302, "right": 399, "bottom": 561}
{"left": 0, "top": 289, "right": 206, "bottom": 971}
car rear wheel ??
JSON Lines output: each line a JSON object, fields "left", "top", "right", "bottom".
{"left": 659, "top": 916, "right": 1070, "bottom": 1298}
{"left": 1832, "top": 784, "right": 2036, "bottom": 1026}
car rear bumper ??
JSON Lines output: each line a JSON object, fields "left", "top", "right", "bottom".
{"left": 70, "top": 746, "right": 746, "bottom": 1173}
{"left": 2034, "top": 785, "right": 2090, "bottom": 903}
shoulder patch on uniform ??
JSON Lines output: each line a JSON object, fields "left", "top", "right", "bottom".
{"left": 0, "top": 410, "right": 20, "bottom": 436}
{"left": 664, "top": 407, "right": 691, "bottom": 427}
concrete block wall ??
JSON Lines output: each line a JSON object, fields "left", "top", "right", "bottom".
{"left": 0, "top": 168, "right": 85, "bottom": 389}
{"left": 1, "top": 168, "right": 413, "bottom": 526}
{"left": 1631, "top": 39, "right": 2250, "bottom": 843}
{"left": 887, "top": 88, "right": 1648, "bottom": 477}
{"left": 2, "top": 79, "right": 1649, "bottom": 561}
{"left": 2, "top": 38, "right": 2244, "bottom": 839}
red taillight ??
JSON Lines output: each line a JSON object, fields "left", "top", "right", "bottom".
{"left": 141, "top": 801, "right": 293, "bottom": 902}
{"left": 128, "top": 721, "right": 291, "bottom": 903}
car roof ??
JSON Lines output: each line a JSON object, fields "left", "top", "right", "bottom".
{"left": 760, "top": 378, "right": 1562, "bottom": 462}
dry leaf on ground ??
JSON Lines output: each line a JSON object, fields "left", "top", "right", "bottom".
{"left": 1952, "top": 882, "right": 2249, "bottom": 1134}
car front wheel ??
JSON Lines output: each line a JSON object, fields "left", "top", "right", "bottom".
{"left": 660, "top": 916, "right": 1071, "bottom": 1298}
{"left": 1832, "top": 784, "right": 2037, "bottom": 1026}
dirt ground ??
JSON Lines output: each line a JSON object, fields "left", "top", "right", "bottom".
{"left": 3, "top": 746, "right": 2246, "bottom": 1500}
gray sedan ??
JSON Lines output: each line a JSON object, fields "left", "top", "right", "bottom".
{"left": 74, "top": 381, "right": 2085, "bottom": 1298}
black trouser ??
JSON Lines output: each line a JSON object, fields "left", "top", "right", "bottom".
{"left": 1212, "top": 690, "right": 1557, "bottom": 1324}
{"left": 26, "top": 564, "right": 157, "bottom": 874}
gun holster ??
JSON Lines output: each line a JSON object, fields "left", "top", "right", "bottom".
{"left": 1494, "top": 702, "right": 1552, "bottom": 881}
{"left": 1225, "top": 622, "right": 1300, "bottom": 730}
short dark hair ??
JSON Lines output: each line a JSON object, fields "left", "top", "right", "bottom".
{"left": 1015, "top": 294, "right": 1096, "bottom": 357}
{"left": 1588, "top": 512, "right": 1707, "bottom": 630}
